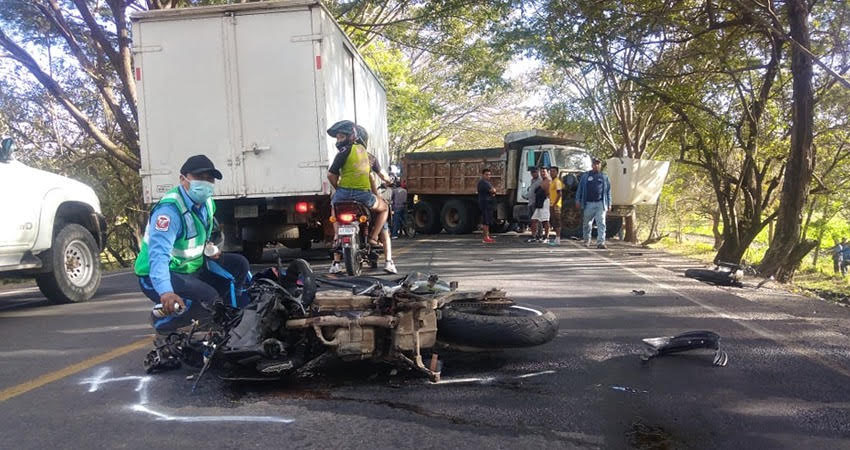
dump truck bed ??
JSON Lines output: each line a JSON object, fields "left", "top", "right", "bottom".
{"left": 403, "top": 148, "right": 510, "bottom": 196}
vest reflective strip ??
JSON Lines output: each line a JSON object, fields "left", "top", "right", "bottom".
{"left": 171, "top": 245, "right": 204, "bottom": 258}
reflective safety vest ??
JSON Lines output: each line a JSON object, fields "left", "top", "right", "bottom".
{"left": 337, "top": 143, "right": 371, "bottom": 190}
{"left": 134, "top": 187, "right": 216, "bottom": 276}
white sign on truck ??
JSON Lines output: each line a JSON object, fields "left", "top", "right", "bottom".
{"left": 131, "top": 0, "right": 389, "bottom": 261}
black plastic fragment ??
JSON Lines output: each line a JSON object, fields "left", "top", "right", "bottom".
{"left": 641, "top": 330, "right": 728, "bottom": 367}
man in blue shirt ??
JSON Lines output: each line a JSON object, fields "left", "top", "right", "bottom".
{"left": 575, "top": 157, "right": 612, "bottom": 249}
{"left": 134, "top": 155, "right": 250, "bottom": 332}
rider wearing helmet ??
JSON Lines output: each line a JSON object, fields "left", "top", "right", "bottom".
{"left": 326, "top": 120, "right": 389, "bottom": 251}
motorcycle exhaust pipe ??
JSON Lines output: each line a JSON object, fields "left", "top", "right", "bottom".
{"left": 285, "top": 315, "right": 397, "bottom": 329}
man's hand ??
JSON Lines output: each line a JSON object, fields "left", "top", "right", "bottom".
{"left": 160, "top": 292, "right": 185, "bottom": 314}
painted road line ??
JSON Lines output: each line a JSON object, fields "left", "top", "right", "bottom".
{"left": 0, "top": 337, "right": 152, "bottom": 403}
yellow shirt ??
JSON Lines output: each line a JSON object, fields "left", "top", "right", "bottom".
{"left": 549, "top": 177, "right": 564, "bottom": 208}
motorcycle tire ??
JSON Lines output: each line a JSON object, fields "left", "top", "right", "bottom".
{"left": 684, "top": 268, "right": 742, "bottom": 287}
{"left": 437, "top": 304, "right": 558, "bottom": 348}
{"left": 282, "top": 259, "right": 317, "bottom": 306}
{"left": 343, "top": 247, "right": 361, "bottom": 276}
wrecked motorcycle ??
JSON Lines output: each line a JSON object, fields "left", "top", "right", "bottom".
{"left": 143, "top": 259, "right": 558, "bottom": 384}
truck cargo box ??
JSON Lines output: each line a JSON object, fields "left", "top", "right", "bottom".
{"left": 131, "top": 0, "right": 388, "bottom": 203}
{"left": 607, "top": 157, "right": 670, "bottom": 206}
{"left": 404, "top": 148, "right": 508, "bottom": 196}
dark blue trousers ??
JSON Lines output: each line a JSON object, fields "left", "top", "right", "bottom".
{"left": 138, "top": 253, "right": 250, "bottom": 332}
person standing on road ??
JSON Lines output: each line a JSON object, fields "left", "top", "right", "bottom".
{"left": 390, "top": 180, "right": 408, "bottom": 239}
{"left": 134, "top": 155, "right": 250, "bottom": 333}
{"left": 841, "top": 238, "right": 850, "bottom": 277}
{"left": 576, "top": 157, "right": 612, "bottom": 249}
{"left": 478, "top": 168, "right": 497, "bottom": 244}
{"left": 530, "top": 168, "right": 551, "bottom": 243}
{"left": 548, "top": 166, "right": 564, "bottom": 246}
{"left": 524, "top": 167, "right": 542, "bottom": 242}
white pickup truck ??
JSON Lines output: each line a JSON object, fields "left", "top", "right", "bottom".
{"left": 0, "top": 138, "right": 106, "bottom": 303}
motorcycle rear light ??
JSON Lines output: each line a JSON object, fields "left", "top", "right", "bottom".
{"left": 295, "top": 202, "right": 310, "bottom": 214}
{"left": 338, "top": 213, "right": 355, "bottom": 223}
{"left": 358, "top": 215, "right": 368, "bottom": 223}
{"left": 329, "top": 216, "right": 336, "bottom": 223}
{"left": 342, "top": 236, "right": 351, "bottom": 244}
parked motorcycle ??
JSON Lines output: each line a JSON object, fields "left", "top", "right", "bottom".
{"left": 143, "top": 259, "right": 559, "bottom": 384}
{"left": 332, "top": 201, "right": 381, "bottom": 276}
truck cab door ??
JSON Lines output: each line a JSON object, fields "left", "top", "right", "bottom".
{"left": 0, "top": 162, "right": 41, "bottom": 257}
{"left": 516, "top": 149, "right": 552, "bottom": 204}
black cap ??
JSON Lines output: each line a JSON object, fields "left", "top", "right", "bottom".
{"left": 180, "top": 155, "right": 222, "bottom": 180}
{"left": 592, "top": 157, "right": 602, "bottom": 164}
{"left": 530, "top": 166, "right": 539, "bottom": 172}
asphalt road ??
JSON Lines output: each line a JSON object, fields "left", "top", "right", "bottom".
{"left": 2, "top": 235, "right": 850, "bottom": 449}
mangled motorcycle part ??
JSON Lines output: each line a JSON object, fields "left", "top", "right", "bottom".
{"left": 641, "top": 330, "right": 728, "bottom": 367}
{"left": 684, "top": 262, "right": 744, "bottom": 288}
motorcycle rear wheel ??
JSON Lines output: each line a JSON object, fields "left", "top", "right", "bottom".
{"left": 343, "top": 246, "right": 361, "bottom": 276}
{"left": 437, "top": 304, "right": 558, "bottom": 348}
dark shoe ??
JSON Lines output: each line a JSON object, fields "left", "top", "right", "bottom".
{"left": 597, "top": 243, "right": 607, "bottom": 249}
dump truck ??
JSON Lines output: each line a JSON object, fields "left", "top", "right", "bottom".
{"left": 402, "top": 130, "right": 669, "bottom": 237}
{"left": 131, "top": 0, "right": 389, "bottom": 262}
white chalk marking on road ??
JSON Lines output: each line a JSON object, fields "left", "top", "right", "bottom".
{"left": 515, "top": 370, "right": 556, "bottom": 379}
{"left": 80, "top": 367, "right": 294, "bottom": 424}
{"left": 129, "top": 404, "right": 294, "bottom": 424}
{"left": 574, "top": 242, "right": 850, "bottom": 379}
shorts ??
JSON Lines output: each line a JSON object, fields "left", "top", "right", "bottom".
{"left": 479, "top": 200, "right": 493, "bottom": 226}
{"left": 332, "top": 187, "right": 377, "bottom": 208}
{"left": 549, "top": 205, "right": 561, "bottom": 228}
{"left": 531, "top": 199, "right": 550, "bottom": 222}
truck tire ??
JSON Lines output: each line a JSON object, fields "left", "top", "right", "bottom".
{"left": 606, "top": 217, "right": 623, "bottom": 239}
{"left": 36, "top": 223, "right": 102, "bottom": 304}
{"left": 440, "top": 200, "right": 474, "bottom": 234}
{"left": 437, "top": 304, "right": 558, "bottom": 348}
{"left": 243, "top": 240, "right": 265, "bottom": 263}
{"left": 413, "top": 201, "right": 442, "bottom": 234}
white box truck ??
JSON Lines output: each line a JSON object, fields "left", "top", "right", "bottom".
{"left": 131, "top": 0, "right": 389, "bottom": 261}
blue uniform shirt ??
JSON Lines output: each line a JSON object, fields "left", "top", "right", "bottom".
{"left": 147, "top": 186, "right": 210, "bottom": 296}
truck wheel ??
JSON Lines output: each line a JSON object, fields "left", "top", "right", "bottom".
{"left": 440, "top": 200, "right": 473, "bottom": 234}
{"left": 606, "top": 217, "right": 623, "bottom": 239}
{"left": 36, "top": 223, "right": 102, "bottom": 304}
{"left": 242, "top": 240, "right": 265, "bottom": 263}
{"left": 413, "top": 201, "right": 442, "bottom": 234}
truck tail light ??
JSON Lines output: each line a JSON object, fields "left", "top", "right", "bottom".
{"left": 295, "top": 202, "right": 310, "bottom": 214}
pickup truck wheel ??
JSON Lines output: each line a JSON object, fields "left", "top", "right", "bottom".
{"left": 440, "top": 200, "right": 474, "bottom": 234}
{"left": 413, "top": 201, "right": 442, "bottom": 234}
{"left": 36, "top": 224, "right": 102, "bottom": 304}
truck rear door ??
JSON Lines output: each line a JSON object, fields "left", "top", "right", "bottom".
{"left": 232, "top": 10, "right": 322, "bottom": 196}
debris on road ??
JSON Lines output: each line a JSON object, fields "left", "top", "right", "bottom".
{"left": 610, "top": 385, "right": 648, "bottom": 394}
{"left": 631, "top": 290, "right": 646, "bottom": 296}
{"left": 684, "top": 262, "right": 744, "bottom": 288}
{"left": 640, "top": 330, "right": 728, "bottom": 367}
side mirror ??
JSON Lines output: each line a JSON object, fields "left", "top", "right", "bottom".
{"left": 0, "top": 138, "right": 15, "bottom": 162}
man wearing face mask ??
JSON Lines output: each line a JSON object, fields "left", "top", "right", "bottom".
{"left": 134, "top": 155, "right": 250, "bottom": 332}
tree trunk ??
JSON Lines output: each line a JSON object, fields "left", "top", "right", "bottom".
{"left": 711, "top": 210, "right": 723, "bottom": 250}
{"left": 758, "top": 0, "right": 816, "bottom": 282}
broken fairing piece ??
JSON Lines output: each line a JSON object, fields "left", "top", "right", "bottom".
{"left": 640, "top": 330, "right": 728, "bottom": 367}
